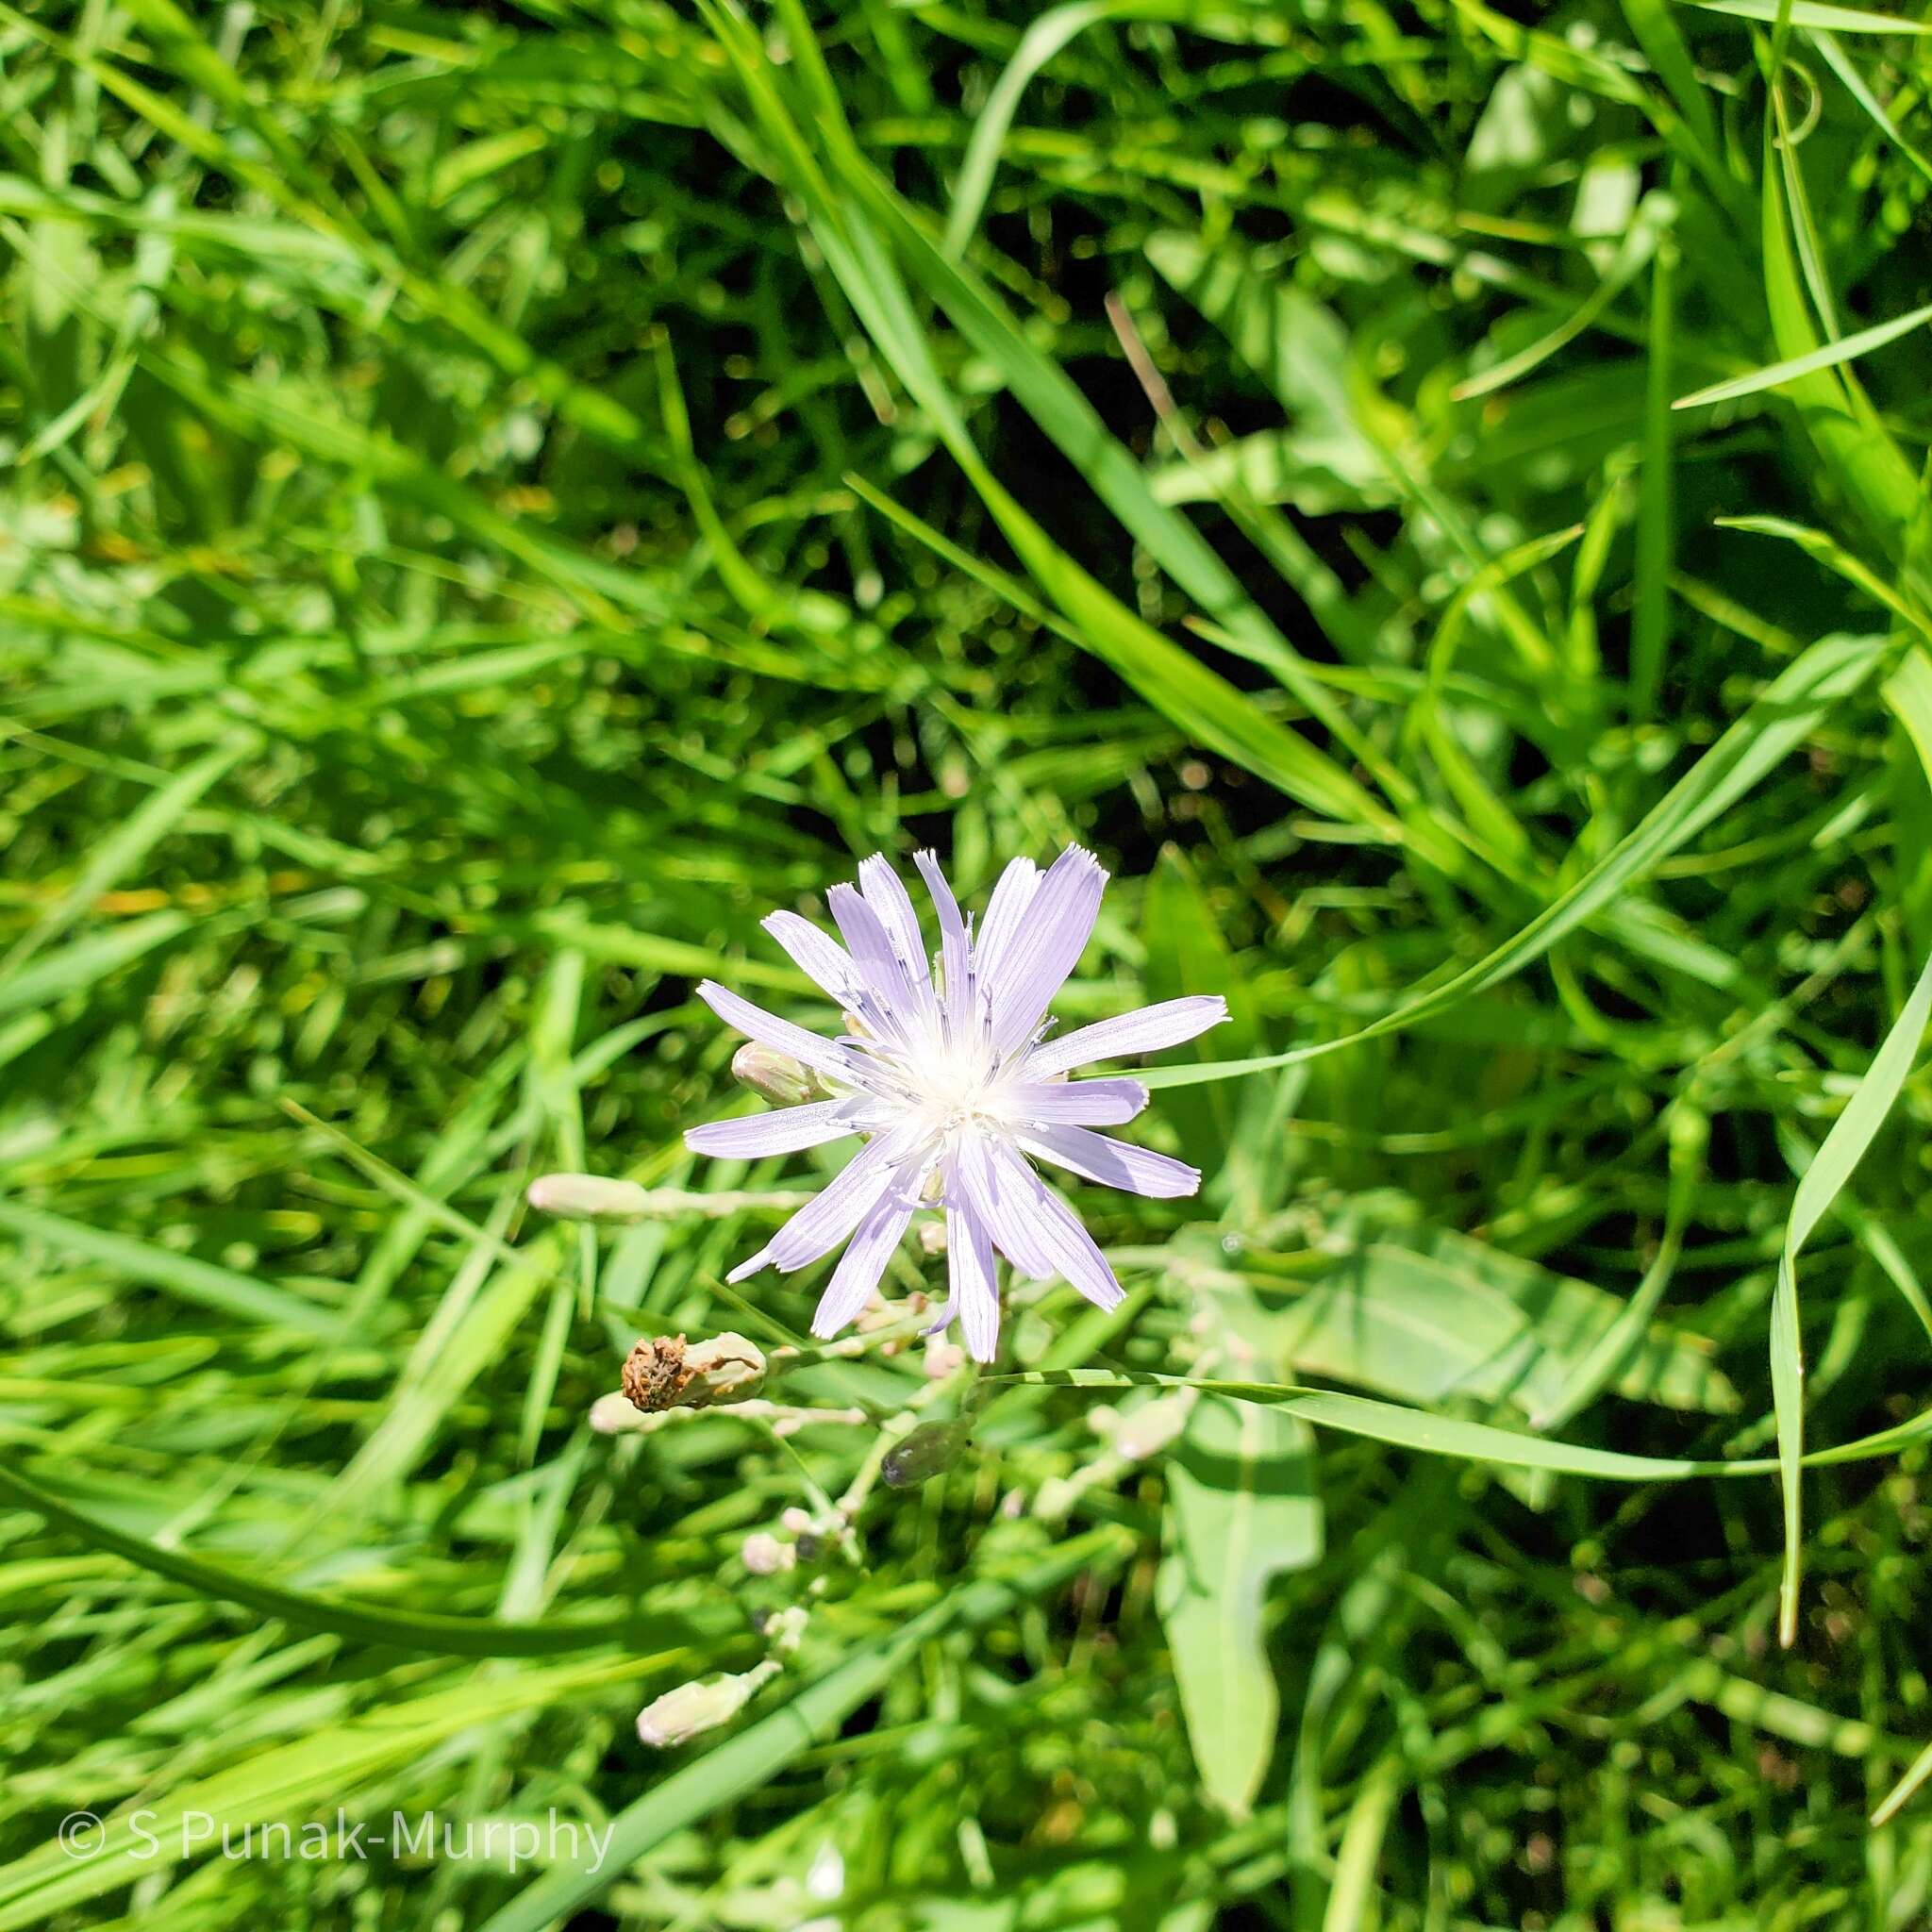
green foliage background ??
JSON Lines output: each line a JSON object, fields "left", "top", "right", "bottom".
{"left": 6, "top": 0, "right": 1932, "bottom": 1924}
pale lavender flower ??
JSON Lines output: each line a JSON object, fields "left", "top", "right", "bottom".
{"left": 685, "top": 846, "right": 1227, "bottom": 1361}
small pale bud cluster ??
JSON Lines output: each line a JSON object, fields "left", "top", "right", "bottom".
{"left": 621, "top": 1332, "right": 767, "bottom": 1413}
{"left": 922, "top": 1331, "right": 965, "bottom": 1380}
{"left": 778, "top": 1504, "right": 842, "bottom": 1563}
{"left": 761, "top": 1605, "right": 809, "bottom": 1656}
{"left": 741, "top": 1531, "right": 795, "bottom": 1575}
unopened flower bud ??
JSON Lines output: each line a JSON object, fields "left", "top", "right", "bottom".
{"left": 923, "top": 1335, "right": 965, "bottom": 1380}
{"left": 621, "top": 1332, "right": 767, "bottom": 1412}
{"left": 881, "top": 1419, "right": 971, "bottom": 1489}
{"left": 527, "top": 1173, "right": 654, "bottom": 1223}
{"left": 741, "top": 1532, "right": 794, "bottom": 1575}
{"left": 590, "top": 1391, "right": 652, "bottom": 1435}
{"left": 762, "top": 1605, "right": 809, "bottom": 1655}
{"left": 731, "top": 1041, "right": 820, "bottom": 1106}
{"left": 636, "top": 1661, "right": 778, "bottom": 1748}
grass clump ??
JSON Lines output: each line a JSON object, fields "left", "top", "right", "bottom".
{"left": 5, "top": 0, "right": 1932, "bottom": 1924}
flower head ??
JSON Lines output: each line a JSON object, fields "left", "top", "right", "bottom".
{"left": 686, "top": 846, "right": 1227, "bottom": 1361}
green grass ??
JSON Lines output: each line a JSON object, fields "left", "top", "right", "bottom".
{"left": 5, "top": 0, "right": 1932, "bottom": 1924}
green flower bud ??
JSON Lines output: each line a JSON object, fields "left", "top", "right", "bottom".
{"left": 881, "top": 1419, "right": 971, "bottom": 1490}
{"left": 731, "top": 1041, "right": 822, "bottom": 1106}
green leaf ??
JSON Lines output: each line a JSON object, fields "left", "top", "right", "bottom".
{"left": 1759, "top": 127, "right": 1924, "bottom": 574}
{"left": 1158, "top": 1395, "right": 1323, "bottom": 1816}
{"left": 987, "top": 1371, "right": 1932, "bottom": 1482}
{"left": 947, "top": 0, "right": 1150, "bottom": 254}
{"left": 0, "top": 1460, "right": 703, "bottom": 1659}
{"left": 1674, "top": 298, "right": 1932, "bottom": 409}
{"left": 1213, "top": 1228, "right": 1734, "bottom": 1421}
{"left": 473, "top": 1526, "right": 1135, "bottom": 1932}
{"left": 1770, "top": 944, "right": 1932, "bottom": 1645}
{"left": 1143, "top": 230, "right": 1389, "bottom": 500}
{"left": 1141, "top": 845, "right": 1257, "bottom": 1177}
{"left": 1142, "top": 631, "right": 1890, "bottom": 1089}
{"left": 0, "top": 1197, "right": 341, "bottom": 1333}
{"left": 1685, "top": 0, "right": 1932, "bottom": 29}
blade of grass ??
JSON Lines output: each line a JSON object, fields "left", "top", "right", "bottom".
{"left": 474, "top": 1524, "right": 1136, "bottom": 1932}
{"left": 1141, "top": 629, "right": 1890, "bottom": 1088}
{"left": 1675, "top": 298, "right": 1932, "bottom": 409}
{"left": 0, "top": 1460, "right": 715, "bottom": 1658}
{"left": 1769, "top": 944, "right": 1932, "bottom": 1645}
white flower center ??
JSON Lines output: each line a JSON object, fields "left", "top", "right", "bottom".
{"left": 905, "top": 1038, "right": 1009, "bottom": 1136}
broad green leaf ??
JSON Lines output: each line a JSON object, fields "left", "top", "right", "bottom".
{"left": 1184, "top": 1200, "right": 1734, "bottom": 1423}
{"left": 988, "top": 1370, "right": 1932, "bottom": 1482}
{"left": 1158, "top": 1396, "right": 1323, "bottom": 1817}
{"left": 1143, "top": 230, "right": 1389, "bottom": 502}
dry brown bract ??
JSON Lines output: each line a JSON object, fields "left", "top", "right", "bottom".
{"left": 621, "top": 1332, "right": 767, "bottom": 1412}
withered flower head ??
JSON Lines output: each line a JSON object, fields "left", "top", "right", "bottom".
{"left": 620, "top": 1331, "right": 767, "bottom": 1413}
